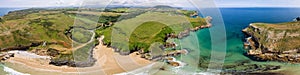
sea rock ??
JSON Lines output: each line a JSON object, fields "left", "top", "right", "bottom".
{"left": 221, "top": 60, "right": 281, "bottom": 74}
{"left": 0, "top": 53, "right": 15, "bottom": 61}
{"left": 49, "top": 59, "right": 96, "bottom": 67}
{"left": 169, "top": 61, "right": 180, "bottom": 67}
{"left": 294, "top": 16, "right": 300, "bottom": 21}
{"left": 164, "top": 57, "right": 184, "bottom": 67}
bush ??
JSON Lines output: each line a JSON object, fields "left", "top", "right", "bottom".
{"left": 0, "top": 17, "right": 4, "bottom": 23}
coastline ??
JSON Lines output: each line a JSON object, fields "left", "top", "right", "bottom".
{"left": 0, "top": 11, "right": 212, "bottom": 75}
{"left": 2, "top": 36, "right": 152, "bottom": 75}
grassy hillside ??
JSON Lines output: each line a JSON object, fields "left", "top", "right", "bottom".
{"left": 0, "top": 7, "right": 207, "bottom": 66}
{"left": 0, "top": 10, "right": 73, "bottom": 49}
{"left": 129, "top": 21, "right": 173, "bottom": 52}
{"left": 96, "top": 11, "right": 207, "bottom": 53}
{"left": 244, "top": 22, "right": 300, "bottom": 51}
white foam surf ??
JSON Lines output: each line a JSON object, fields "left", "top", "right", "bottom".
{"left": 2, "top": 65, "right": 30, "bottom": 75}
{"left": 8, "top": 51, "right": 50, "bottom": 59}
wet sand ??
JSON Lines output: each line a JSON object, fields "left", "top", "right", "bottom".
{"left": 3, "top": 37, "right": 152, "bottom": 75}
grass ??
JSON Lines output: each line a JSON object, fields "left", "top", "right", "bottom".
{"left": 0, "top": 12, "right": 73, "bottom": 49}
{"left": 0, "top": 8, "right": 207, "bottom": 66}
{"left": 129, "top": 21, "right": 173, "bottom": 52}
{"left": 97, "top": 11, "right": 207, "bottom": 52}
{"left": 247, "top": 22, "right": 300, "bottom": 51}
{"left": 72, "top": 28, "right": 93, "bottom": 43}
{"left": 73, "top": 41, "right": 95, "bottom": 62}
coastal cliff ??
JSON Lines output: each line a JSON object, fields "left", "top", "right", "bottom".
{"left": 0, "top": 7, "right": 210, "bottom": 67}
{"left": 242, "top": 21, "right": 300, "bottom": 63}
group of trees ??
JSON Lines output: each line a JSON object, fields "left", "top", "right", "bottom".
{"left": 29, "top": 18, "right": 54, "bottom": 27}
{"left": 98, "top": 15, "right": 121, "bottom": 25}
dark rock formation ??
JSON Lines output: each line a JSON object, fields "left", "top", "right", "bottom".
{"left": 49, "top": 58, "right": 96, "bottom": 67}
{"left": 0, "top": 53, "right": 14, "bottom": 61}
{"left": 0, "top": 42, "right": 42, "bottom": 52}
{"left": 294, "top": 17, "right": 300, "bottom": 21}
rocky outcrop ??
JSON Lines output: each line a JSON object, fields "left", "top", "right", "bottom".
{"left": 0, "top": 53, "right": 14, "bottom": 61}
{"left": 176, "top": 16, "right": 212, "bottom": 39}
{"left": 243, "top": 22, "right": 300, "bottom": 63}
{"left": 141, "top": 49, "right": 188, "bottom": 61}
{"left": 222, "top": 63, "right": 281, "bottom": 74}
{"left": 49, "top": 59, "right": 96, "bottom": 67}
{"left": 294, "top": 17, "right": 300, "bottom": 22}
{"left": 0, "top": 42, "right": 42, "bottom": 52}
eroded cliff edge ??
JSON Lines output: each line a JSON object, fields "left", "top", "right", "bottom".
{"left": 242, "top": 21, "right": 300, "bottom": 63}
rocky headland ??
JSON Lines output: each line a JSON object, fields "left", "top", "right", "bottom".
{"left": 243, "top": 19, "right": 300, "bottom": 63}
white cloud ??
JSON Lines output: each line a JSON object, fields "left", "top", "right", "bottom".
{"left": 0, "top": 0, "right": 195, "bottom": 7}
{"left": 109, "top": 0, "right": 193, "bottom": 7}
{"left": 0, "top": 0, "right": 81, "bottom": 7}
{"left": 0, "top": 0, "right": 300, "bottom": 8}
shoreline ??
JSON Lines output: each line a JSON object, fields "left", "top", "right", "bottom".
{"left": 2, "top": 36, "right": 152, "bottom": 75}
{"left": 0, "top": 14, "right": 213, "bottom": 75}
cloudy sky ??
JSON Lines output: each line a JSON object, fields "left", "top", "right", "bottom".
{"left": 0, "top": 0, "right": 299, "bottom": 8}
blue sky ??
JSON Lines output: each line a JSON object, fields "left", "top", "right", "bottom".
{"left": 215, "top": 0, "right": 300, "bottom": 7}
{"left": 0, "top": 0, "right": 299, "bottom": 8}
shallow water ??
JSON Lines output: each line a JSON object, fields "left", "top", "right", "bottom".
{"left": 172, "top": 8, "right": 300, "bottom": 74}
{"left": 0, "top": 64, "right": 9, "bottom": 75}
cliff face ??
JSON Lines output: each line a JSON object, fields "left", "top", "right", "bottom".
{"left": 243, "top": 22, "right": 300, "bottom": 63}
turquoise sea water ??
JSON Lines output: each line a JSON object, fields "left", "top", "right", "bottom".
{"left": 172, "top": 8, "right": 300, "bottom": 74}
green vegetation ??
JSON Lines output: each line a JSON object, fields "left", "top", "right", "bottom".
{"left": 0, "top": 7, "right": 207, "bottom": 67}
{"left": 98, "top": 15, "right": 120, "bottom": 25}
{"left": 52, "top": 53, "right": 74, "bottom": 62}
{"left": 178, "top": 10, "right": 196, "bottom": 17}
{"left": 188, "top": 17, "right": 207, "bottom": 28}
{"left": 0, "top": 17, "right": 4, "bottom": 23}
{"left": 0, "top": 11, "right": 73, "bottom": 49}
{"left": 129, "top": 21, "right": 173, "bottom": 52}
{"left": 245, "top": 22, "right": 300, "bottom": 51}
{"left": 95, "top": 27, "right": 112, "bottom": 45}
{"left": 104, "top": 8, "right": 130, "bottom": 13}
{"left": 73, "top": 42, "right": 95, "bottom": 62}
{"left": 3, "top": 8, "right": 45, "bottom": 20}
{"left": 97, "top": 11, "right": 207, "bottom": 53}
{"left": 72, "top": 28, "right": 93, "bottom": 43}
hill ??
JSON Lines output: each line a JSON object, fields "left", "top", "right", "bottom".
{"left": 243, "top": 21, "right": 300, "bottom": 62}
{"left": 0, "top": 7, "right": 209, "bottom": 67}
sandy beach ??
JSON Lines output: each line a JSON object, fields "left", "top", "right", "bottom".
{"left": 3, "top": 37, "right": 152, "bottom": 75}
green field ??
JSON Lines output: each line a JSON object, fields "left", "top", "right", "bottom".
{"left": 0, "top": 9, "right": 73, "bottom": 49}
{"left": 97, "top": 11, "right": 207, "bottom": 53}
{"left": 129, "top": 21, "right": 173, "bottom": 52}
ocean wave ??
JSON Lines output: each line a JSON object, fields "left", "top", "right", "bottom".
{"left": 2, "top": 65, "right": 30, "bottom": 75}
{"left": 8, "top": 51, "right": 50, "bottom": 59}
